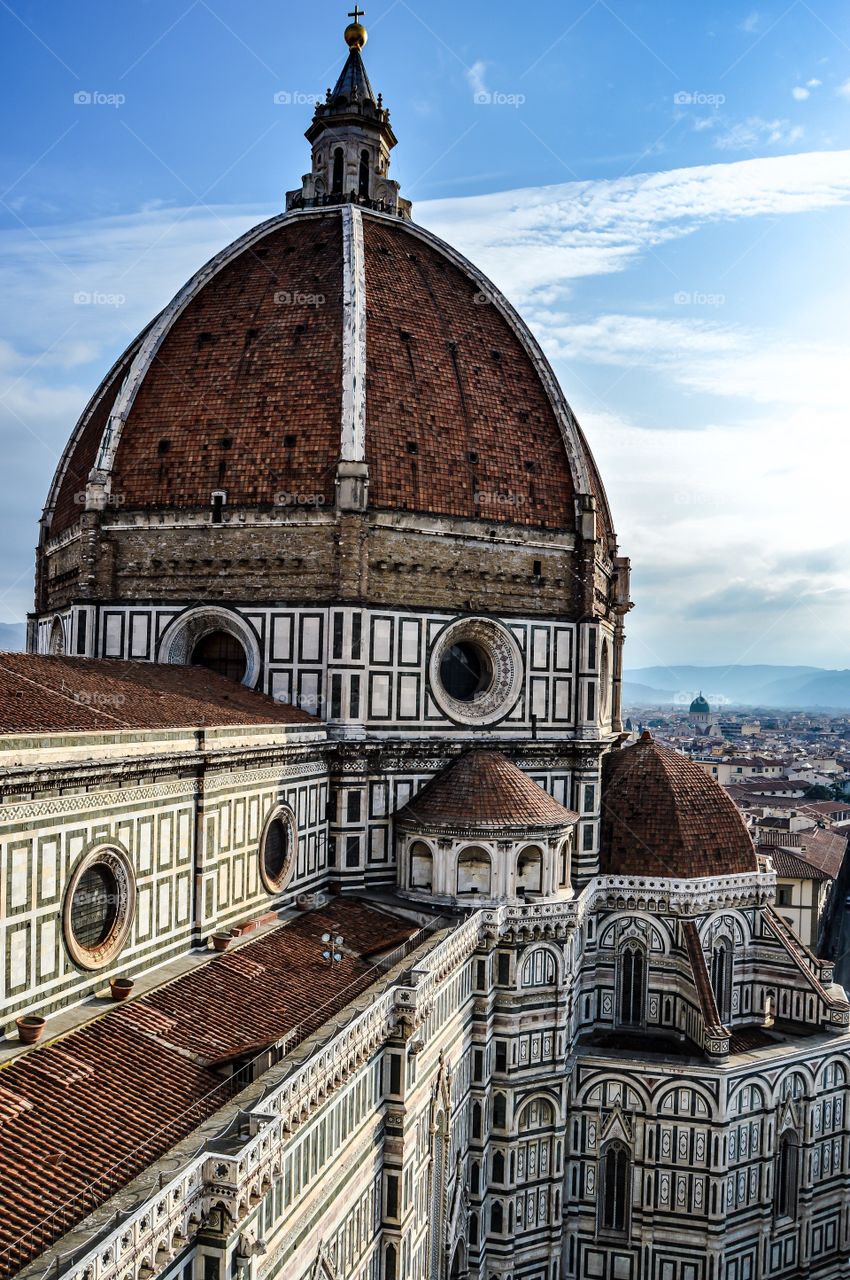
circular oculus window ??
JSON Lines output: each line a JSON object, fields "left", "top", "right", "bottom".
{"left": 63, "top": 846, "right": 136, "bottom": 971}
{"left": 429, "top": 617, "right": 524, "bottom": 726}
{"left": 259, "top": 807, "right": 298, "bottom": 894}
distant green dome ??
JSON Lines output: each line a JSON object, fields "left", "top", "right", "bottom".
{"left": 690, "top": 692, "right": 710, "bottom": 715}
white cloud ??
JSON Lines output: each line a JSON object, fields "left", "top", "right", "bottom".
{"left": 792, "top": 87, "right": 810, "bottom": 101}
{"left": 465, "top": 61, "right": 488, "bottom": 100}
{"left": 713, "top": 117, "right": 804, "bottom": 151}
{"left": 740, "top": 12, "right": 761, "bottom": 33}
{"left": 807, "top": 78, "right": 822, "bottom": 88}
{"left": 839, "top": 79, "right": 850, "bottom": 100}
{"left": 420, "top": 149, "right": 850, "bottom": 301}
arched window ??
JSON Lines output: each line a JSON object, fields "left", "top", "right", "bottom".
{"left": 711, "top": 937, "right": 733, "bottom": 1022}
{"left": 617, "top": 941, "right": 646, "bottom": 1027}
{"left": 409, "top": 841, "right": 433, "bottom": 891}
{"left": 559, "top": 835, "right": 572, "bottom": 888}
{"left": 471, "top": 1101, "right": 482, "bottom": 1139}
{"left": 493, "top": 1093, "right": 507, "bottom": 1129}
{"left": 384, "top": 1244, "right": 397, "bottom": 1280}
{"left": 490, "top": 1201, "right": 503, "bottom": 1234}
{"left": 492, "top": 1151, "right": 505, "bottom": 1183}
{"left": 520, "top": 947, "right": 557, "bottom": 988}
{"left": 332, "top": 147, "right": 344, "bottom": 194}
{"left": 457, "top": 846, "right": 491, "bottom": 896}
{"left": 775, "top": 1133, "right": 800, "bottom": 1219}
{"left": 516, "top": 845, "right": 543, "bottom": 895}
{"left": 599, "top": 1141, "right": 630, "bottom": 1234}
{"left": 517, "top": 1098, "right": 555, "bottom": 1131}
{"left": 359, "top": 148, "right": 370, "bottom": 199}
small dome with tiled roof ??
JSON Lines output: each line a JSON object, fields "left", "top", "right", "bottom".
{"left": 396, "top": 749, "right": 578, "bottom": 834}
{"left": 600, "top": 732, "right": 758, "bottom": 880}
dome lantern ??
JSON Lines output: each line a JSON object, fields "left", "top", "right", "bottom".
{"left": 286, "top": 8, "right": 412, "bottom": 220}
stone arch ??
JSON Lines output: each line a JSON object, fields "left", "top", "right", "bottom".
{"left": 456, "top": 846, "right": 492, "bottom": 896}
{"left": 156, "top": 605, "right": 262, "bottom": 688}
{"left": 518, "top": 942, "right": 561, "bottom": 989}
{"left": 409, "top": 840, "right": 435, "bottom": 891}
{"left": 516, "top": 1094, "right": 559, "bottom": 1131}
{"left": 515, "top": 844, "right": 544, "bottom": 895}
{"left": 49, "top": 616, "right": 66, "bottom": 655}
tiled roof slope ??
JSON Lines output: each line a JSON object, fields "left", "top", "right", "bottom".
{"left": 396, "top": 749, "right": 578, "bottom": 831}
{"left": 766, "top": 846, "right": 831, "bottom": 881}
{"left": 362, "top": 217, "right": 579, "bottom": 530}
{"left": 0, "top": 902, "right": 416, "bottom": 1278}
{"left": 600, "top": 732, "right": 758, "bottom": 879}
{"left": 0, "top": 654, "right": 315, "bottom": 734}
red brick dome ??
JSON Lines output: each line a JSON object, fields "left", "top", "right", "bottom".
{"left": 600, "top": 732, "right": 758, "bottom": 880}
{"left": 44, "top": 206, "right": 614, "bottom": 543}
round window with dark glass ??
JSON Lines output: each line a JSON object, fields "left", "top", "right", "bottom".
{"left": 260, "top": 811, "right": 296, "bottom": 894}
{"left": 71, "top": 863, "right": 119, "bottom": 951}
{"left": 63, "top": 847, "right": 135, "bottom": 971}
{"left": 190, "top": 631, "right": 247, "bottom": 682}
{"left": 439, "top": 641, "right": 493, "bottom": 702}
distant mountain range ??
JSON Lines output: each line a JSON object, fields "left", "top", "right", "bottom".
{"left": 0, "top": 624, "right": 25, "bottom": 653}
{"left": 624, "top": 665, "right": 850, "bottom": 712}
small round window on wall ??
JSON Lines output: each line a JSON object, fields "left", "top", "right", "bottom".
{"left": 259, "top": 807, "right": 298, "bottom": 895}
{"left": 429, "top": 617, "right": 523, "bottom": 726}
{"left": 63, "top": 846, "right": 136, "bottom": 971}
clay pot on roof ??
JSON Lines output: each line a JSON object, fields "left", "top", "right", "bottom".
{"left": 109, "top": 977, "right": 135, "bottom": 1002}
{"left": 16, "top": 1014, "right": 46, "bottom": 1045}
{"left": 212, "top": 932, "right": 234, "bottom": 953}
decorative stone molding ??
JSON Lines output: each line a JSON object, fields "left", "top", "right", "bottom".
{"left": 427, "top": 616, "right": 523, "bottom": 727}
{"left": 62, "top": 842, "right": 137, "bottom": 971}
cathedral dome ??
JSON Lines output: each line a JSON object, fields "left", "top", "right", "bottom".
{"left": 689, "top": 693, "right": 710, "bottom": 715}
{"left": 600, "top": 732, "right": 757, "bottom": 880}
{"left": 44, "top": 207, "right": 613, "bottom": 543}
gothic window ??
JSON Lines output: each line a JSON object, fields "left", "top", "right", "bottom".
{"left": 457, "top": 847, "right": 491, "bottom": 896}
{"left": 490, "top": 1201, "right": 503, "bottom": 1234}
{"left": 559, "top": 835, "right": 572, "bottom": 888}
{"left": 493, "top": 1093, "right": 507, "bottom": 1129}
{"left": 617, "top": 941, "right": 646, "bottom": 1027}
{"left": 516, "top": 846, "right": 543, "bottom": 895}
{"left": 332, "top": 147, "right": 344, "bottom": 194}
{"left": 775, "top": 1133, "right": 800, "bottom": 1219}
{"left": 359, "top": 149, "right": 370, "bottom": 198}
{"left": 471, "top": 1101, "right": 482, "bottom": 1139}
{"left": 598, "top": 1141, "right": 631, "bottom": 1234}
{"left": 711, "top": 937, "right": 733, "bottom": 1022}
{"left": 492, "top": 1151, "right": 505, "bottom": 1184}
{"left": 409, "top": 842, "right": 433, "bottom": 891}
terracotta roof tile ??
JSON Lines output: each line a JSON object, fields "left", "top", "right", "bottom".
{"left": 0, "top": 901, "right": 415, "bottom": 1278}
{"left": 600, "top": 732, "right": 758, "bottom": 880}
{"left": 0, "top": 654, "right": 315, "bottom": 734}
{"left": 396, "top": 749, "right": 578, "bottom": 831}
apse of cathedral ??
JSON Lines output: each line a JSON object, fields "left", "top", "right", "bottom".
{"left": 3, "top": 14, "right": 850, "bottom": 1280}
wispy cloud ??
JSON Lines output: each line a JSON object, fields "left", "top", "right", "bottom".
{"left": 712, "top": 117, "right": 804, "bottom": 151}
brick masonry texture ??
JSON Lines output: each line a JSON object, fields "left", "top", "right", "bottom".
{"left": 600, "top": 732, "right": 758, "bottom": 879}
{"left": 362, "top": 217, "right": 575, "bottom": 528}
{"left": 0, "top": 901, "right": 414, "bottom": 1279}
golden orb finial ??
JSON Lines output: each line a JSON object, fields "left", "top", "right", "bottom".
{"left": 345, "top": 6, "right": 367, "bottom": 49}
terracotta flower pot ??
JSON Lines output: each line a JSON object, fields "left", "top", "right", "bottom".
{"left": 110, "top": 977, "right": 135, "bottom": 1002}
{"left": 295, "top": 894, "right": 316, "bottom": 912}
{"left": 16, "top": 1015, "right": 46, "bottom": 1045}
{"left": 212, "top": 932, "right": 233, "bottom": 953}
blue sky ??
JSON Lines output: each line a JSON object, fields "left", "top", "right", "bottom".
{"left": 1, "top": 0, "right": 850, "bottom": 667}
